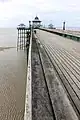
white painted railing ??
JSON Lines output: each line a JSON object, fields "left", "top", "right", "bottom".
{"left": 24, "top": 29, "right": 32, "bottom": 120}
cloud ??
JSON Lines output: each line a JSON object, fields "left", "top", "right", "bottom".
{"left": 0, "top": 0, "right": 80, "bottom": 27}
{"left": 0, "top": 0, "right": 10, "bottom": 3}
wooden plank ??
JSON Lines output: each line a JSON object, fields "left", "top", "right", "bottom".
{"left": 37, "top": 40, "right": 79, "bottom": 120}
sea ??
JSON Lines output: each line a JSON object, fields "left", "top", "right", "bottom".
{"left": 0, "top": 28, "right": 27, "bottom": 120}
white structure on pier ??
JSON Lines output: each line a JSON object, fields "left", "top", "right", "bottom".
{"left": 32, "top": 16, "right": 42, "bottom": 28}
{"left": 18, "top": 23, "right": 26, "bottom": 28}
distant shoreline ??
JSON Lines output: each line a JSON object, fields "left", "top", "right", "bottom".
{"left": 0, "top": 47, "right": 16, "bottom": 51}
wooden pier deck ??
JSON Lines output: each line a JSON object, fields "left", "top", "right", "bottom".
{"left": 24, "top": 28, "right": 80, "bottom": 120}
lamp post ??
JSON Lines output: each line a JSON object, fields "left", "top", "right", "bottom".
{"left": 29, "top": 21, "right": 31, "bottom": 28}
{"left": 63, "top": 21, "right": 65, "bottom": 30}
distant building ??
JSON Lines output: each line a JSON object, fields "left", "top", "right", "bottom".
{"left": 48, "top": 24, "right": 56, "bottom": 29}
{"left": 32, "top": 16, "right": 42, "bottom": 28}
{"left": 48, "top": 24, "right": 54, "bottom": 29}
{"left": 18, "top": 23, "right": 26, "bottom": 28}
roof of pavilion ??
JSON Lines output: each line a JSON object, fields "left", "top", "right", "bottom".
{"left": 18, "top": 23, "right": 26, "bottom": 27}
{"left": 32, "top": 16, "right": 42, "bottom": 22}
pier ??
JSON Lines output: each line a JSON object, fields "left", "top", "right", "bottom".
{"left": 17, "top": 17, "right": 80, "bottom": 120}
{"left": 21, "top": 28, "right": 80, "bottom": 120}
{"left": 17, "top": 24, "right": 31, "bottom": 50}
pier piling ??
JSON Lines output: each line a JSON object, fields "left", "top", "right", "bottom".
{"left": 17, "top": 26, "right": 31, "bottom": 50}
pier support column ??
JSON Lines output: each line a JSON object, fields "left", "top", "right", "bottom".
{"left": 20, "top": 29, "right": 21, "bottom": 49}
{"left": 22, "top": 29, "right": 24, "bottom": 50}
{"left": 17, "top": 27, "right": 31, "bottom": 50}
{"left": 17, "top": 29, "right": 19, "bottom": 50}
{"left": 24, "top": 29, "right": 25, "bottom": 50}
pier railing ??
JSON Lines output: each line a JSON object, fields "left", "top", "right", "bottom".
{"left": 38, "top": 28, "right": 80, "bottom": 41}
{"left": 24, "top": 28, "right": 32, "bottom": 120}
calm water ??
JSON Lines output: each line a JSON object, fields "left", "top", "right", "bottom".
{"left": 0, "top": 28, "right": 27, "bottom": 120}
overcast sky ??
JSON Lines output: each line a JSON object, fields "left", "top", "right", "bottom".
{"left": 0, "top": 0, "right": 80, "bottom": 28}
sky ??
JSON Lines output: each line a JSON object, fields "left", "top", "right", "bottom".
{"left": 0, "top": 0, "right": 80, "bottom": 28}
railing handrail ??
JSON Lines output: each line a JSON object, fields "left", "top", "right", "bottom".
{"left": 24, "top": 28, "right": 32, "bottom": 120}
{"left": 39, "top": 28, "right": 80, "bottom": 40}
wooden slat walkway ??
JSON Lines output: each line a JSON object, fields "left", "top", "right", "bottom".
{"left": 36, "top": 29, "right": 80, "bottom": 119}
